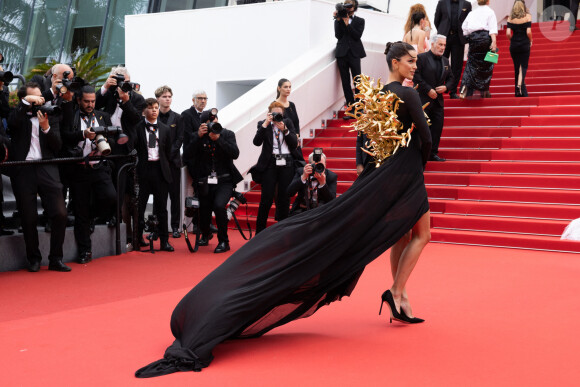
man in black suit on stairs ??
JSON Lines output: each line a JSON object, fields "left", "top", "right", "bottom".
{"left": 7, "top": 82, "right": 70, "bottom": 272}
{"left": 434, "top": 0, "right": 471, "bottom": 99}
{"left": 413, "top": 35, "right": 455, "bottom": 162}
{"left": 334, "top": 0, "right": 366, "bottom": 112}
{"left": 127, "top": 98, "right": 175, "bottom": 252}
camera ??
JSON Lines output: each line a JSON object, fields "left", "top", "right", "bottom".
{"left": 56, "top": 71, "right": 85, "bottom": 94}
{"left": 184, "top": 195, "right": 200, "bottom": 218}
{"left": 30, "top": 103, "right": 61, "bottom": 116}
{"left": 200, "top": 108, "right": 223, "bottom": 134}
{"left": 310, "top": 147, "right": 325, "bottom": 176}
{"left": 0, "top": 71, "right": 13, "bottom": 84}
{"left": 226, "top": 190, "right": 247, "bottom": 221}
{"left": 111, "top": 73, "right": 141, "bottom": 93}
{"left": 271, "top": 112, "right": 284, "bottom": 122}
{"left": 145, "top": 214, "right": 159, "bottom": 241}
{"left": 90, "top": 126, "right": 128, "bottom": 156}
{"left": 335, "top": 2, "right": 354, "bottom": 18}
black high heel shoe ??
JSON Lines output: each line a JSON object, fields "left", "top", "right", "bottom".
{"left": 400, "top": 309, "right": 425, "bottom": 324}
{"left": 379, "top": 290, "right": 404, "bottom": 323}
{"left": 515, "top": 86, "right": 522, "bottom": 97}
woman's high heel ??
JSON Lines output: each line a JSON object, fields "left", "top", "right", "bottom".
{"left": 378, "top": 290, "right": 404, "bottom": 323}
{"left": 515, "top": 86, "right": 522, "bottom": 97}
{"left": 400, "top": 309, "right": 425, "bottom": 324}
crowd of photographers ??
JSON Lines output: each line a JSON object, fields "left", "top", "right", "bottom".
{"left": 0, "top": 57, "right": 337, "bottom": 272}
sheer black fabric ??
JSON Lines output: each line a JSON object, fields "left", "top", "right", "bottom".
{"left": 461, "top": 30, "right": 495, "bottom": 92}
{"left": 135, "top": 82, "right": 431, "bottom": 378}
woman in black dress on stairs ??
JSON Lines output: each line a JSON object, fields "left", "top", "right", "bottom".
{"left": 135, "top": 41, "right": 432, "bottom": 378}
{"left": 507, "top": 0, "right": 532, "bottom": 97}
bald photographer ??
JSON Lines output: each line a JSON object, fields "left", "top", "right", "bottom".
{"left": 287, "top": 149, "right": 337, "bottom": 215}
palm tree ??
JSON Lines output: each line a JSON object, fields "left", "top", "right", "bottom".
{"left": 25, "top": 48, "right": 110, "bottom": 87}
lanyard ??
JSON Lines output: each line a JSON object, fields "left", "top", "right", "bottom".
{"left": 274, "top": 127, "right": 283, "bottom": 155}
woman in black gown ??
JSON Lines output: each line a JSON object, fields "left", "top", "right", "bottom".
{"left": 135, "top": 41, "right": 432, "bottom": 378}
{"left": 507, "top": 0, "right": 532, "bottom": 97}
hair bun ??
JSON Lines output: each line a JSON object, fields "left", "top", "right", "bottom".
{"left": 384, "top": 42, "right": 393, "bottom": 55}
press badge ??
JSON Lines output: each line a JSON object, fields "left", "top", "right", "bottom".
{"left": 208, "top": 172, "right": 218, "bottom": 185}
{"left": 275, "top": 155, "right": 286, "bottom": 166}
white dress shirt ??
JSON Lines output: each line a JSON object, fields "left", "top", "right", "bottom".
{"left": 272, "top": 126, "right": 290, "bottom": 155}
{"left": 21, "top": 100, "right": 50, "bottom": 161}
{"left": 462, "top": 5, "right": 498, "bottom": 36}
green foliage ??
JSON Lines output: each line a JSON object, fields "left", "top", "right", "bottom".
{"left": 24, "top": 48, "right": 110, "bottom": 87}
{"left": 8, "top": 90, "right": 19, "bottom": 108}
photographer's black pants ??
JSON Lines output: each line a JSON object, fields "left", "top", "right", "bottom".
{"left": 337, "top": 50, "right": 362, "bottom": 106}
{"left": 199, "top": 180, "right": 232, "bottom": 243}
{"left": 155, "top": 165, "right": 181, "bottom": 231}
{"left": 425, "top": 104, "right": 444, "bottom": 156}
{"left": 11, "top": 165, "right": 67, "bottom": 264}
{"left": 70, "top": 164, "right": 117, "bottom": 254}
{"left": 256, "top": 157, "right": 294, "bottom": 234}
{"left": 138, "top": 161, "right": 169, "bottom": 242}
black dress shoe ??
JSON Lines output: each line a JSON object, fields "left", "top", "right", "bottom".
{"left": 48, "top": 261, "right": 72, "bottom": 272}
{"left": 214, "top": 241, "right": 230, "bottom": 254}
{"left": 28, "top": 260, "right": 41, "bottom": 272}
{"left": 77, "top": 251, "right": 92, "bottom": 264}
{"left": 429, "top": 154, "right": 446, "bottom": 162}
{"left": 160, "top": 241, "right": 175, "bottom": 252}
{"left": 209, "top": 224, "right": 218, "bottom": 233}
{"left": 172, "top": 228, "right": 181, "bottom": 238}
{"left": 449, "top": 93, "right": 460, "bottom": 99}
{"left": 198, "top": 233, "right": 213, "bottom": 246}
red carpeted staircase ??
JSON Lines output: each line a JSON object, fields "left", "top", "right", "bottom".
{"left": 235, "top": 22, "right": 580, "bottom": 253}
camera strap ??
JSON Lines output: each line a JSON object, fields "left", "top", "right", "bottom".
{"left": 231, "top": 206, "right": 252, "bottom": 241}
{"left": 274, "top": 128, "right": 283, "bottom": 155}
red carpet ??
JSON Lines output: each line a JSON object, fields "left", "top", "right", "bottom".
{"left": 2, "top": 235, "right": 580, "bottom": 386}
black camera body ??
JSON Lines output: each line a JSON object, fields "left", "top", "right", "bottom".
{"left": 271, "top": 112, "right": 284, "bottom": 122}
{"left": 0, "top": 70, "right": 14, "bottom": 84}
{"left": 30, "top": 103, "right": 61, "bottom": 116}
{"left": 145, "top": 214, "right": 159, "bottom": 241}
{"left": 57, "top": 71, "right": 85, "bottom": 94}
{"left": 335, "top": 2, "right": 354, "bottom": 18}
{"left": 310, "top": 147, "right": 325, "bottom": 176}
{"left": 184, "top": 196, "right": 200, "bottom": 218}
{"left": 226, "top": 191, "right": 247, "bottom": 221}
{"left": 90, "top": 126, "right": 128, "bottom": 156}
{"left": 111, "top": 73, "right": 141, "bottom": 93}
{"left": 200, "top": 108, "right": 223, "bottom": 134}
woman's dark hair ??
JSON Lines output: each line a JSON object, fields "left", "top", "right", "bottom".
{"left": 384, "top": 41, "right": 416, "bottom": 71}
{"left": 276, "top": 78, "right": 290, "bottom": 99}
{"left": 411, "top": 11, "right": 425, "bottom": 26}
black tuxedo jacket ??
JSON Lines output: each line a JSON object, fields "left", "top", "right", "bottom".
{"left": 161, "top": 110, "right": 183, "bottom": 170}
{"left": 181, "top": 106, "right": 204, "bottom": 176}
{"left": 335, "top": 15, "right": 366, "bottom": 58}
{"left": 96, "top": 87, "right": 145, "bottom": 131}
{"left": 128, "top": 120, "right": 173, "bottom": 184}
{"left": 181, "top": 127, "right": 242, "bottom": 185}
{"left": 0, "top": 85, "right": 10, "bottom": 119}
{"left": 434, "top": 0, "right": 472, "bottom": 44}
{"left": 6, "top": 102, "right": 62, "bottom": 163}
{"left": 413, "top": 51, "right": 455, "bottom": 108}
{"left": 287, "top": 167, "right": 337, "bottom": 211}
{"left": 60, "top": 102, "right": 113, "bottom": 156}
{"left": 253, "top": 119, "right": 299, "bottom": 171}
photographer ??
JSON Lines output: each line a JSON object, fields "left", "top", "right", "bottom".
{"left": 287, "top": 150, "right": 337, "bottom": 215}
{"left": 182, "top": 108, "right": 241, "bottom": 253}
{"left": 334, "top": 0, "right": 366, "bottom": 112}
{"left": 126, "top": 98, "right": 174, "bottom": 252}
{"left": 6, "top": 82, "right": 69, "bottom": 272}
{"left": 181, "top": 90, "right": 208, "bottom": 180}
{"left": 61, "top": 85, "right": 117, "bottom": 264}
{"left": 155, "top": 85, "right": 183, "bottom": 238}
{"left": 251, "top": 101, "right": 298, "bottom": 234}
{"left": 0, "top": 62, "right": 12, "bottom": 236}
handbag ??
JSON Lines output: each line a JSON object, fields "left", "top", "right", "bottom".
{"left": 484, "top": 51, "right": 498, "bottom": 64}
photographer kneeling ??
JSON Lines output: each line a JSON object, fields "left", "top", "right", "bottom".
{"left": 287, "top": 149, "right": 337, "bottom": 215}
{"left": 182, "top": 108, "right": 241, "bottom": 253}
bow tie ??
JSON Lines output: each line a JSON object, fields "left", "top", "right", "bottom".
{"left": 146, "top": 123, "right": 158, "bottom": 132}
{"left": 80, "top": 111, "right": 93, "bottom": 118}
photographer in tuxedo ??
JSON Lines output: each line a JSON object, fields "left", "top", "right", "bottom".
{"left": 182, "top": 109, "right": 241, "bottom": 253}
{"left": 60, "top": 85, "right": 117, "bottom": 264}
{"left": 334, "top": 0, "right": 366, "bottom": 112}
{"left": 287, "top": 150, "right": 337, "bottom": 216}
{"left": 127, "top": 98, "right": 174, "bottom": 252}
{"left": 181, "top": 90, "right": 207, "bottom": 180}
{"left": 7, "top": 82, "right": 69, "bottom": 272}
{"left": 155, "top": 85, "right": 183, "bottom": 238}
{"left": 413, "top": 34, "right": 454, "bottom": 162}
{"left": 434, "top": 0, "right": 472, "bottom": 99}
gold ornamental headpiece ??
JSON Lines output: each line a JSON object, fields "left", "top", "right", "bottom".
{"left": 346, "top": 74, "right": 417, "bottom": 167}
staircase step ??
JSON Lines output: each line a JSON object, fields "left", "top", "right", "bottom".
{"left": 438, "top": 149, "right": 580, "bottom": 162}
{"left": 425, "top": 160, "right": 580, "bottom": 175}
{"left": 430, "top": 229, "right": 580, "bottom": 253}
{"left": 439, "top": 137, "right": 580, "bottom": 149}
{"left": 424, "top": 172, "right": 580, "bottom": 190}
{"left": 427, "top": 185, "right": 580, "bottom": 205}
